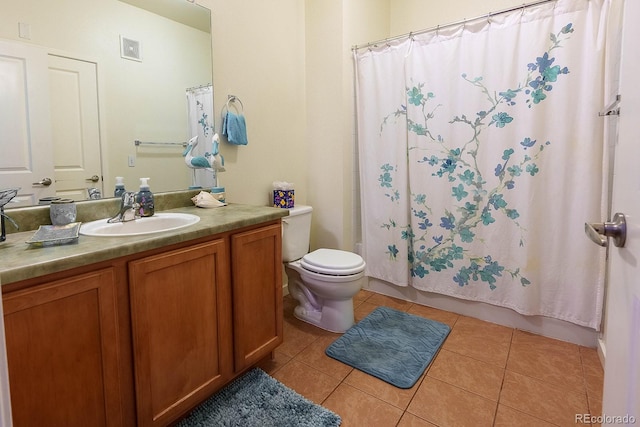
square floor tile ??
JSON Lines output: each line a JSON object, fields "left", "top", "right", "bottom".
{"left": 278, "top": 317, "right": 325, "bottom": 358}
{"left": 500, "top": 370, "right": 588, "bottom": 427}
{"left": 442, "top": 315, "right": 513, "bottom": 367}
{"left": 322, "top": 383, "right": 404, "bottom": 427}
{"left": 343, "top": 367, "right": 424, "bottom": 410}
{"left": 407, "top": 376, "right": 496, "bottom": 427}
{"left": 428, "top": 349, "right": 504, "bottom": 401}
{"left": 271, "top": 359, "right": 341, "bottom": 404}
{"left": 396, "top": 412, "right": 438, "bottom": 426}
{"left": 507, "top": 332, "right": 584, "bottom": 392}
{"left": 293, "top": 334, "right": 353, "bottom": 381}
{"left": 494, "top": 404, "right": 556, "bottom": 426}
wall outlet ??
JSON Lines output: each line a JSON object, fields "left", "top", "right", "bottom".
{"left": 128, "top": 155, "right": 135, "bottom": 167}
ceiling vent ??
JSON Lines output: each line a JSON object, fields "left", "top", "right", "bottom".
{"left": 120, "top": 36, "right": 142, "bottom": 62}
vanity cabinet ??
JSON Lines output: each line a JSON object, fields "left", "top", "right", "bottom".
{"left": 231, "top": 223, "right": 283, "bottom": 372}
{"left": 2, "top": 217, "right": 284, "bottom": 427}
{"left": 128, "top": 239, "right": 233, "bottom": 427}
{"left": 3, "top": 268, "right": 123, "bottom": 427}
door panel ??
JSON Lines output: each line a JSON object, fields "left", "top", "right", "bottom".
{"left": 0, "top": 40, "right": 55, "bottom": 206}
{"left": 49, "top": 54, "right": 103, "bottom": 200}
{"left": 602, "top": 0, "right": 640, "bottom": 421}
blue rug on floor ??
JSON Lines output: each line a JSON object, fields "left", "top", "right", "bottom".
{"left": 325, "top": 306, "right": 450, "bottom": 389}
{"left": 176, "top": 368, "right": 341, "bottom": 427}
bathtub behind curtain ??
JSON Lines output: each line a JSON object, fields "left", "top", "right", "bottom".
{"left": 186, "top": 85, "right": 216, "bottom": 189}
{"left": 356, "top": 0, "right": 617, "bottom": 329}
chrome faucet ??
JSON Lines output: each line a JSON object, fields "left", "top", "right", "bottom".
{"left": 0, "top": 188, "right": 19, "bottom": 242}
{"left": 107, "top": 192, "right": 140, "bottom": 223}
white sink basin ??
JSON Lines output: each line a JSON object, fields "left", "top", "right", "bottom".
{"left": 80, "top": 212, "right": 200, "bottom": 237}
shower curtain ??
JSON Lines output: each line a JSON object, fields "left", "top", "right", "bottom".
{"left": 186, "top": 85, "right": 216, "bottom": 189}
{"left": 356, "top": 0, "right": 616, "bottom": 329}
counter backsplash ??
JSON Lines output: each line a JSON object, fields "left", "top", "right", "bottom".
{"left": 3, "top": 189, "right": 202, "bottom": 234}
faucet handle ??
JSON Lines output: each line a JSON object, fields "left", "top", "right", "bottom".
{"left": 121, "top": 191, "right": 136, "bottom": 206}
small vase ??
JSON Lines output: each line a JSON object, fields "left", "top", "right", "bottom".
{"left": 50, "top": 199, "right": 77, "bottom": 226}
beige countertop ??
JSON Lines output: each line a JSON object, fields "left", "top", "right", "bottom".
{"left": 0, "top": 204, "right": 288, "bottom": 286}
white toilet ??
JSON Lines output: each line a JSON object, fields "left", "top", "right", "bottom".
{"left": 282, "top": 205, "right": 366, "bottom": 333}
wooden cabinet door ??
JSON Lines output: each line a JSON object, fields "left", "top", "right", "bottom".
{"left": 3, "top": 268, "right": 123, "bottom": 427}
{"left": 129, "top": 240, "right": 232, "bottom": 427}
{"left": 231, "top": 223, "right": 283, "bottom": 372}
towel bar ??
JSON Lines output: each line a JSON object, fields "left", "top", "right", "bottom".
{"left": 134, "top": 140, "right": 188, "bottom": 147}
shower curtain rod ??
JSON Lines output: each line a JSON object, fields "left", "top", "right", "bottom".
{"left": 352, "top": 0, "right": 557, "bottom": 51}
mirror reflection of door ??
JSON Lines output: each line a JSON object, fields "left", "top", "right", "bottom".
{"left": 0, "top": 40, "right": 103, "bottom": 206}
{"left": 49, "top": 54, "right": 103, "bottom": 200}
{"left": 0, "top": 40, "right": 55, "bottom": 206}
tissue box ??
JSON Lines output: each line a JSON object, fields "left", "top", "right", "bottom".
{"left": 273, "top": 190, "right": 294, "bottom": 208}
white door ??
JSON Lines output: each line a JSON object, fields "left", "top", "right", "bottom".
{"left": 601, "top": 0, "right": 640, "bottom": 422}
{"left": 0, "top": 40, "right": 55, "bottom": 206}
{"left": 48, "top": 54, "right": 103, "bottom": 200}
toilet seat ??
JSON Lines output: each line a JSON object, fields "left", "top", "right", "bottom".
{"left": 301, "top": 248, "right": 365, "bottom": 276}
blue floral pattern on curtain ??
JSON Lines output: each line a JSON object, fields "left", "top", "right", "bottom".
{"left": 379, "top": 25, "right": 574, "bottom": 290}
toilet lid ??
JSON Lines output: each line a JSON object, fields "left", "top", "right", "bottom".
{"left": 301, "top": 248, "right": 366, "bottom": 275}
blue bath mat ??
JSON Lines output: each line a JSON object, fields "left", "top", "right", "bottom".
{"left": 177, "top": 368, "right": 341, "bottom": 426}
{"left": 325, "top": 306, "right": 450, "bottom": 389}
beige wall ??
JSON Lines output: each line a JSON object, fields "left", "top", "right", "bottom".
{"left": 202, "top": 0, "right": 307, "bottom": 208}
{"left": 389, "top": 0, "right": 529, "bottom": 35}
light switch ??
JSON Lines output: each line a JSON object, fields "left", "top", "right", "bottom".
{"left": 18, "top": 22, "right": 31, "bottom": 40}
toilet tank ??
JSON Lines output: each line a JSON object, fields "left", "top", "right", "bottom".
{"left": 282, "top": 205, "right": 313, "bottom": 262}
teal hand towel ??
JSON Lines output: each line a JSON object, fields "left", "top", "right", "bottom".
{"left": 222, "top": 111, "right": 248, "bottom": 145}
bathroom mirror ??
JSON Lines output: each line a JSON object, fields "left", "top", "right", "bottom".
{"left": 0, "top": 0, "right": 213, "bottom": 207}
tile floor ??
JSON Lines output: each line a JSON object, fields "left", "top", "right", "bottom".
{"left": 258, "top": 290, "right": 604, "bottom": 427}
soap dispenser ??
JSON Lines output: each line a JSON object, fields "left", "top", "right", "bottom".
{"left": 114, "top": 176, "right": 126, "bottom": 198}
{"left": 136, "top": 177, "right": 154, "bottom": 217}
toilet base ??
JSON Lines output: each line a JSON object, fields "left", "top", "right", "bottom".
{"left": 292, "top": 298, "right": 355, "bottom": 333}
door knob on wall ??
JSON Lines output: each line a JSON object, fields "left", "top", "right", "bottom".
{"left": 585, "top": 212, "right": 627, "bottom": 248}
